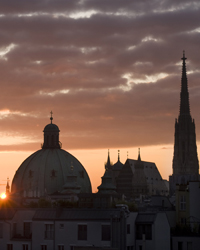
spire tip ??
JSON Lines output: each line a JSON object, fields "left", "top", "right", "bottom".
{"left": 50, "top": 111, "right": 53, "bottom": 124}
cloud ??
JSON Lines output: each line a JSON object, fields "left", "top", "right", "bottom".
{"left": 0, "top": 0, "right": 199, "bottom": 152}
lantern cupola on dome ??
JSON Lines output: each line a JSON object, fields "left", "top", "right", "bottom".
{"left": 42, "top": 111, "right": 61, "bottom": 149}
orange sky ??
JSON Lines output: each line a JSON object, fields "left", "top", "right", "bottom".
{"left": 0, "top": 144, "right": 177, "bottom": 194}
{"left": 0, "top": 1, "right": 200, "bottom": 195}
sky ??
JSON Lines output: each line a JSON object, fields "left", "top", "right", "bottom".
{"left": 0, "top": 0, "right": 200, "bottom": 193}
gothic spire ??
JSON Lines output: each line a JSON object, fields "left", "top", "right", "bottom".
{"left": 107, "top": 149, "right": 110, "bottom": 165}
{"left": 118, "top": 150, "right": 120, "bottom": 161}
{"left": 179, "top": 51, "right": 190, "bottom": 117}
{"left": 105, "top": 149, "right": 112, "bottom": 170}
{"left": 137, "top": 148, "right": 141, "bottom": 161}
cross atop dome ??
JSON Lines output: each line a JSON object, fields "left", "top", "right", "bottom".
{"left": 50, "top": 111, "right": 53, "bottom": 124}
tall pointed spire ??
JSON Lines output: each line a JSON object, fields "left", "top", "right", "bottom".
{"left": 105, "top": 149, "right": 112, "bottom": 170}
{"left": 179, "top": 51, "right": 191, "bottom": 117}
{"left": 107, "top": 149, "right": 110, "bottom": 166}
{"left": 118, "top": 150, "right": 120, "bottom": 161}
{"left": 170, "top": 53, "right": 199, "bottom": 196}
{"left": 137, "top": 148, "right": 141, "bottom": 161}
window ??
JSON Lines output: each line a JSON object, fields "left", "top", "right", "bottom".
{"left": 127, "top": 224, "right": 130, "bottom": 234}
{"left": 187, "top": 242, "right": 192, "bottom": 250}
{"left": 13, "top": 223, "right": 17, "bottom": 237}
{"left": 136, "top": 224, "right": 152, "bottom": 240}
{"left": 180, "top": 217, "right": 186, "bottom": 225}
{"left": 79, "top": 170, "right": 84, "bottom": 178}
{"left": 101, "top": 225, "right": 111, "bottom": 241}
{"left": 78, "top": 224, "right": 87, "bottom": 241}
{"left": 45, "top": 224, "right": 54, "bottom": 239}
{"left": 58, "top": 245, "right": 64, "bottom": 250}
{"left": 41, "top": 245, "right": 47, "bottom": 250}
{"left": 180, "top": 195, "right": 186, "bottom": 211}
{"left": 24, "top": 222, "right": 32, "bottom": 238}
{"left": 23, "top": 244, "right": 29, "bottom": 250}
{"left": 0, "top": 223, "right": 3, "bottom": 238}
{"left": 7, "top": 244, "right": 13, "bottom": 250}
{"left": 178, "top": 242, "right": 183, "bottom": 250}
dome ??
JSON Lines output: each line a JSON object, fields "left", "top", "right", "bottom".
{"left": 11, "top": 113, "right": 92, "bottom": 197}
{"left": 44, "top": 123, "right": 60, "bottom": 132}
{"left": 11, "top": 149, "right": 91, "bottom": 197}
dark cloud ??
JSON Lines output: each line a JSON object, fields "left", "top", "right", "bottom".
{"left": 0, "top": 0, "right": 200, "bottom": 152}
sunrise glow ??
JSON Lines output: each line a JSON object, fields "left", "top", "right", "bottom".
{"left": 0, "top": 193, "right": 6, "bottom": 199}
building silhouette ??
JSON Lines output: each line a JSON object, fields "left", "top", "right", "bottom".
{"left": 169, "top": 52, "right": 200, "bottom": 195}
{"left": 11, "top": 113, "right": 92, "bottom": 200}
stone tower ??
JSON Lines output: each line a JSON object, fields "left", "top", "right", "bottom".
{"left": 169, "top": 52, "right": 199, "bottom": 195}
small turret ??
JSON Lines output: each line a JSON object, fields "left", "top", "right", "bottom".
{"left": 42, "top": 111, "right": 61, "bottom": 149}
{"left": 97, "top": 169, "right": 117, "bottom": 194}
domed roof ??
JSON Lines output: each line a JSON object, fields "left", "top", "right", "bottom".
{"left": 44, "top": 123, "right": 60, "bottom": 132}
{"left": 11, "top": 148, "right": 91, "bottom": 196}
{"left": 11, "top": 112, "right": 92, "bottom": 197}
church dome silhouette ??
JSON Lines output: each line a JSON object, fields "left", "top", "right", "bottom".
{"left": 11, "top": 113, "right": 92, "bottom": 197}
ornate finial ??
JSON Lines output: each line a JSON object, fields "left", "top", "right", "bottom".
{"left": 181, "top": 50, "right": 187, "bottom": 61}
{"left": 50, "top": 111, "right": 53, "bottom": 124}
{"left": 118, "top": 150, "right": 120, "bottom": 161}
{"left": 138, "top": 148, "right": 141, "bottom": 161}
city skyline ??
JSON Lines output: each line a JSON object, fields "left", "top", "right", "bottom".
{"left": 0, "top": 1, "right": 200, "bottom": 193}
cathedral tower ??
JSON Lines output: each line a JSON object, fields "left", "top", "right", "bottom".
{"left": 169, "top": 52, "right": 199, "bottom": 195}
